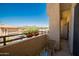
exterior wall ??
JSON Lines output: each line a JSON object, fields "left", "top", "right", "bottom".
{"left": 60, "top": 10, "right": 71, "bottom": 39}
{"left": 0, "top": 28, "right": 2, "bottom": 36}
{"left": 47, "top": 3, "right": 60, "bottom": 50}
{"left": 0, "top": 28, "right": 20, "bottom": 36}
{"left": 69, "top": 4, "right": 76, "bottom": 54}
{"left": 0, "top": 34, "right": 48, "bottom": 56}
{"left": 69, "top": 7, "right": 74, "bottom": 54}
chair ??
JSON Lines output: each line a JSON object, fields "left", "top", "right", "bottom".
{"left": 45, "top": 40, "right": 56, "bottom": 56}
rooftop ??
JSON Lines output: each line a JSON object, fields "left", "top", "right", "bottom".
{"left": 0, "top": 24, "right": 18, "bottom": 29}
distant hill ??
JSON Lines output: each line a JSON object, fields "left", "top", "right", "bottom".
{"left": 18, "top": 26, "right": 49, "bottom": 29}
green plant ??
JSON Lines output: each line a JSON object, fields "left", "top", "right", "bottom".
{"left": 22, "top": 26, "right": 39, "bottom": 35}
{"left": 31, "top": 26, "right": 38, "bottom": 33}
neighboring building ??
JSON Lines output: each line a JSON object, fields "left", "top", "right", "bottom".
{"left": 0, "top": 25, "right": 21, "bottom": 36}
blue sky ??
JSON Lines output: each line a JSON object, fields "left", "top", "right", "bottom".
{"left": 0, "top": 3, "right": 49, "bottom": 27}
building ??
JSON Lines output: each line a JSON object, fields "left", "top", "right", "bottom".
{"left": 0, "top": 25, "right": 21, "bottom": 36}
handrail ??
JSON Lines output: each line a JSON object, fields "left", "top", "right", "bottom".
{"left": 0, "top": 33, "right": 23, "bottom": 38}
{"left": 0, "top": 33, "right": 26, "bottom": 46}
{"left": 0, "top": 31, "right": 48, "bottom": 46}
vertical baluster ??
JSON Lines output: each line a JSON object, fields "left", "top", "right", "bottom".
{"left": 3, "top": 37, "right": 6, "bottom": 45}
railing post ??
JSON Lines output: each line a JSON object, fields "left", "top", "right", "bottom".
{"left": 3, "top": 37, "right": 6, "bottom": 45}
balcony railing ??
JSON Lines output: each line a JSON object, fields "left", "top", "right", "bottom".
{"left": 0, "top": 33, "right": 26, "bottom": 46}
{"left": 0, "top": 31, "right": 48, "bottom": 46}
{"left": 0, "top": 33, "right": 48, "bottom": 56}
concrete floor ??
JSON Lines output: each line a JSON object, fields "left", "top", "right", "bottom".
{"left": 40, "top": 39, "right": 72, "bottom": 56}
{"left": 54, "top": 39, "right": 71, "bottom": 56}
{"left": 0, "top": 37, "right": 72, "bottom": 56}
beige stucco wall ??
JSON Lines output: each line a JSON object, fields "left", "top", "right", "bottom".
{"left": 60, "top": 10, "right": 71, "bottom": 39}
{"left": 69, "top": 4, "right": 76, "bottom": 54}
{"left": 0, "top": 28, "right": 21, "bottom": 36}
{"left": 60, "top": 4, "right": 76, "bottom": 39}
{"left": 47, "top": 3, "right": 60, "bottom": 50}
{"left": 60, "top": 4, "right": 76, "bottom": 53}
{"left": 47, "top": 3, "right": 76, "bottom": 52}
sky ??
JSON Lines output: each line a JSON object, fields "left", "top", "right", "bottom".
{"left": 0, "top": 3, "right": 49, "bottom": 27}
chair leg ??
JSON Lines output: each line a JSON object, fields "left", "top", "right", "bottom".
{"left": 48, "top": 48, "right": 55, "bottom": 56}
{"left": 51, "top": 48, "right": 55, "bottom": 56}
{"left": 47, "top": 49, "right": 52, "bottom": 56}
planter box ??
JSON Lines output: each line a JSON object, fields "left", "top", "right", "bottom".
{"left": 26, "top": 34, "right": 33, "bottom": 38}
{"left": 32, "top": 32, "right": 39, "bottom": 36}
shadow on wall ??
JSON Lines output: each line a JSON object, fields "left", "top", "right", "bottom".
{"left": 60, "top": 10, "right": 71, "bottom": 39}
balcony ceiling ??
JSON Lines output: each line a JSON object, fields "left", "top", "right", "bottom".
{"left": 60, "top": 3, "right": 72, "bottom": 12}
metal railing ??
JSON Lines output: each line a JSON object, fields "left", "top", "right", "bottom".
{"left": 0, "top": 31, "right": 48, "bottom": 46}
{"left": 0, "top": 33, "right": 26, "bottom": 46}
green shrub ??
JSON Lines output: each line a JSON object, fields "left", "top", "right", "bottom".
{"left": 22, "top": 26, "right": 39, "bottom": 34}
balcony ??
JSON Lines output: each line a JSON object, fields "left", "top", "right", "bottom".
{"left": 0, "top": 33, "right": 54, "bottom": 56}
{"left": 0, "top": 32, "right": 71, "bottom": 56}
{"left": 0, "top": 3, "right": 74, "bottom": 56}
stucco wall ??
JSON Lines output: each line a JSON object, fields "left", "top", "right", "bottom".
{"left": 61, "top": 10, "right": 71, "bottom": 39}
{"left": 47, "top": 3, "right": 60, "bottom": 50}
{"left": 68, "top": 8, "right": 74, "bottom": 54}
{"left": 69, "top": 4, "right": 76, "bottom": 54}
{"left": 0, "top": 34, "right": 48, "bottom": 56}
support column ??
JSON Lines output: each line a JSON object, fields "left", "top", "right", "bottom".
{"left": 47, "top": 3, "right": 60, "bottom": 50}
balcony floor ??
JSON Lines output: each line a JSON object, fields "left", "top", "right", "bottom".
{"left": 54, "top": 39, "right": 71, "bottom": 56}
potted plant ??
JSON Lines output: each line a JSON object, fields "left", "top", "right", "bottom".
{"left": 31, "top": 26, "right": 39, "bottom": 36}
{"left": 22, "top": 27, "right": 33, "bottom": 38}
{"left": 22, "top": 26, "right": 39, "bottom": 37}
